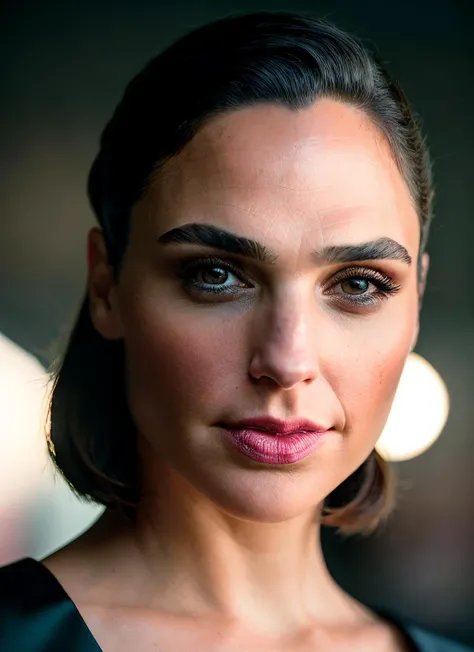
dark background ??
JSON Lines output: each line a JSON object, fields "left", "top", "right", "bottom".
{"left": 1, "top": 0, "right": 473, "bottom": 644}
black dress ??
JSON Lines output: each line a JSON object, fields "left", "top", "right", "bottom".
{"left": 0, "top": 558, "right": 472, "bottom": 651}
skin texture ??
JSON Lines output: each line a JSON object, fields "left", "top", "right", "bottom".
{"left": 44, "top": 99, "right": 428, "bottom": 651}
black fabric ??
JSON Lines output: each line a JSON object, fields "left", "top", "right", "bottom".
{"left": 0, "top": 558, "right": 101, "bottom": 651}
{"left": 0, "top": 557, "right": 472, "bottom": 651}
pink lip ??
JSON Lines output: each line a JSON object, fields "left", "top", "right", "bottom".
{"left": 219, "top": 417, "right": 331, "bottom": 465}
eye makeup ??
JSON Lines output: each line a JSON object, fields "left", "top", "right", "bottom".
{"left": 174, "top": 254, "right": 402, "bottom": 309}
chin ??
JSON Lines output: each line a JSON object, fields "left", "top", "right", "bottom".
{"left": 190, "top": 465, "right": 328, "bottom": 524}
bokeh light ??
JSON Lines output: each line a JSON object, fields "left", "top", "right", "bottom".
{"left": 0, "top": 333, "right": 102, "bottom": 564}
{"left": 376, "top": 352, "right": 450, "bottom": 462}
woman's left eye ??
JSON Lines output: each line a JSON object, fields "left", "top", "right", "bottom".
{"left": 325, "top": 267, "right": 401, "bottom": 306}
{"left": 178, "top": 256, "right": 253, "bottom": 296}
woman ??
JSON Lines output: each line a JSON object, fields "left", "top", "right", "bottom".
{"left": 1, "top": 11, "right": 471, "bottom": 652}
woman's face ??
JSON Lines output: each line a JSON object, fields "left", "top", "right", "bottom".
{"left": 94, "top": 99, "right": 427, "bottom": 523}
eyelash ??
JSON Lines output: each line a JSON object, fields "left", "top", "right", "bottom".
{"left": 177, "top": 256, "right": 249, "bottom": 296}
{"left": 324, "top": 265, "right": 401, "bottom": 306}
{"left": 177, "top": 255, "right": 401, "bottom": 307}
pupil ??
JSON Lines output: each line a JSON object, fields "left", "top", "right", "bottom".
{"left": 343, "top": 278, "right": 369, "bottom": 294}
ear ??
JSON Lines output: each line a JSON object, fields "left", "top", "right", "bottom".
{"left": 87, "top": 228, "right": 124, "bottom": 340}
{"left": 410, "top": 252, "right": 430, "bottom": 352}
{"left": 418, "top": 252, "right": 430, "bottom": 300}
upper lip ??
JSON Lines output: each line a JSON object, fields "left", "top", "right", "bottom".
{"left": 220, "top": 416, "right": 330, "bottom": 435}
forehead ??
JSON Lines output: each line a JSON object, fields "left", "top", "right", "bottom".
{"left": 145, "top": 99, "right": 419, "bottom": 252}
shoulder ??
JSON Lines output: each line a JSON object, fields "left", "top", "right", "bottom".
{"left": 0, "top": 557, "right": 51, "bottom": 607}
{"left": 382, "top": 610, "right": 474, "bottom": 652}
{"left": 0, "top": 557, "right": 100, "bottom": 651}
{"left": 403, "top": 621, "right": 474, "bottom": 652}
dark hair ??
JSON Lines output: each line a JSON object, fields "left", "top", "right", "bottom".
{"left": 47, "top": 11, "right": 433, "bottom": 534}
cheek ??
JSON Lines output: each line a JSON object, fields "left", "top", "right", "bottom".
{"left": 349, "top": 353, "right": 405, "bottom": 430}
{"left": 332, "top": 325, "right": 413, "bottom": 446}
{"left": 120, "top": 295, "right": 243, "bottom": 430}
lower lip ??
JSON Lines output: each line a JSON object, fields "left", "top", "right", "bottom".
{"left": 220, "top": 427, "right": 329, "bottom": 465}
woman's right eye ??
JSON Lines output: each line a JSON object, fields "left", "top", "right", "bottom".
{"left": 178, "top": 256, "right": 253, "bottom": 296}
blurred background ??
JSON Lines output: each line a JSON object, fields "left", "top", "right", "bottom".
{"left": 1, "top": 0, "right": 473, "bottom": 645}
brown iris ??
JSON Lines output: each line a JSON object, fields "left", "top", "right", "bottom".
{"left": 341, "top": 278, "right": 370, "bottom": 295}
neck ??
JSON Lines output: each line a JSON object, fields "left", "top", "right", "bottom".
{"left": 89, "top": 465, "right": 368, "bottom": 638}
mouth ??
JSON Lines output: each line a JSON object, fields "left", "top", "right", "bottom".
{"left": 219, "top": 416, "right": 329, "bottom": 435}
{"left": 218, "top": 416, "right": 332, "bottom": 465}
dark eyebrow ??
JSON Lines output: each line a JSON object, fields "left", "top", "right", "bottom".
{"left": 313, "top": 238, "right": 412, "bottom": 266}
{"left": 157, "top": 223, "right": 278, "bottom": 264}
{"left": 157, "top": 223, "right": 412, "bottom": 267}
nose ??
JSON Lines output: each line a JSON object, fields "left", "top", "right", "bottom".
{"left": 248, "top": 297, "right": 319, "bottom": 390}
